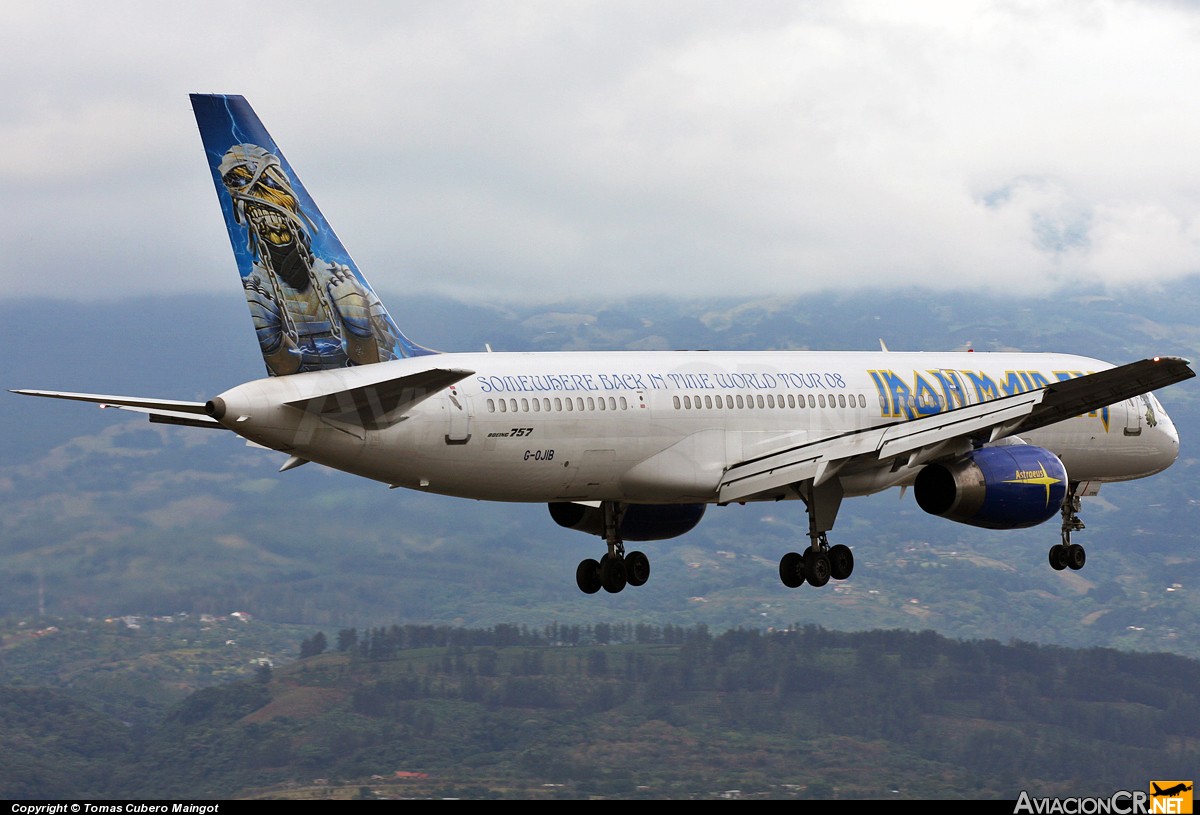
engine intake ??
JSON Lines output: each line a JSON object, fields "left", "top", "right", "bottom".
{"left": 914, "top": 445, "right": 1068, "bottom": 530}
{"left": 548, "top": 502, "right": 706, "bottom": 541}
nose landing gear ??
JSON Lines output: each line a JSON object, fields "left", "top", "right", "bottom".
{"left": 1048, "top": 485, "right": 1087, "bottom": 572}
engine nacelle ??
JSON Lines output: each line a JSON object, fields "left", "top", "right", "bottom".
{"left": 914, "top": 445, "right": 1068, "bottom": 530}
{"left": 548, "top": 502, "right": 706, "bottom": 541}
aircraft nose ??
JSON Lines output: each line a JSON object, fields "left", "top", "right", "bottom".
{"left": 1150, "top": 408, "right": 1181, "bottom": 472}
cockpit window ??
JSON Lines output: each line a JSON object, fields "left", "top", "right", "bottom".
{"left": 1141, "top": 394, "right": 1158, "bottom": 427}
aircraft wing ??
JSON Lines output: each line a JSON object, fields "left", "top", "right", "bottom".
{"left": 718, "top": 355, "right": 1194, "bottom": 504}
{"left": 9, "top": 390, "right": 224, "bottom": 430}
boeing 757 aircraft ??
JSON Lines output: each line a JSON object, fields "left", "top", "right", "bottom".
{"left": 13, "top": 95, "right": 1195, "bottom": 595}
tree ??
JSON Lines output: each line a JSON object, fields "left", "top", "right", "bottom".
{"left": 337, "top": 628, "right": 358, "bottom": 652}
{"left": 300, "top": 631, "right": 328, "bottom": 658}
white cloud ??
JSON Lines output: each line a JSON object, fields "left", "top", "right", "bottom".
{"left": 2, "top": 0, "right": 1199, "bottom": 304}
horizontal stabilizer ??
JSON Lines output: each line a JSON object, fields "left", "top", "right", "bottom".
{"left": 10, "top": 390, "right": 225, "bottom": 429}
{"left": 284, "top": 367, "right": 474, "bottom": 429}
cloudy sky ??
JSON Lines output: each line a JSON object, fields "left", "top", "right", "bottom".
{"left": 3, "top": 0, "right": 1199, "bottom": 305}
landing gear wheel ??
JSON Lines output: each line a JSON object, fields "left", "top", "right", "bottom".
{"left": 599, "top": 553, "right": 627, "bottom": 593}
{"left": 828, "top": 544, "right": 854, "bottom": 580}
{"left": 1048, "top": 544, "right": 1068, "bottom": 571}
{"left": 1066, "top": 543, "right": 1086, "bottom": 571}
{"left": 625, "top": 551, "right": 650, "bottom": 587}
{"left": 803, "top": 550, "right": 831, "bottom": 588}
{"left": 779, "top": 551, "right": 805, "bottom": 588}
{"left": 576, "top": 559, "right": 601, "bottom": 594}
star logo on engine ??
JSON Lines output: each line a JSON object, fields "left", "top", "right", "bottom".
{"left": 1004, "top": 462, "right": 1063, "bottom": 507}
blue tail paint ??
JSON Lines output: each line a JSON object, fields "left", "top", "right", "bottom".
{"left": 191, "top": 94, "right": 434, "bottom": 376}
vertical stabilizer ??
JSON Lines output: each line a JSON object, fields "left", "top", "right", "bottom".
{"left": 191, "top": 93, "right": 433, "bottom": 376}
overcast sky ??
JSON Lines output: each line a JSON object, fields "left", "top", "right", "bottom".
{"left": 3, "top": 0, "right": 1199, "bottom": 306}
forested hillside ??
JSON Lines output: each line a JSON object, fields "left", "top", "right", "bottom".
{"left": 2, "top": 619, "right": 1196, "bottom": 799}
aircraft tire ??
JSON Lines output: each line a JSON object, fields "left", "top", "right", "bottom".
{"left": 600, "top": 553, "right": 628, "bottom": 594}
{"left": 1048, "top": 544, "right": 1068, "bottom": 571}
{"left": 804, "top": 550, "right": 831, "bottom": 588}
{"left": 1066, "top": 543, "right": 1086, "bottom": 571}
{"left": 828, "top": 544, "right": 854, "bottom": 580}
{"left": 779, "top": 552, "right": 804, "bottom": 588}
{"left": 626, "top": 551, "right": 651, "bottom": 587}
{"left": 576, "top": 559, "right": 602, "bottom": 594}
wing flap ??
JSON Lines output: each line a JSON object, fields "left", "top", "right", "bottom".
{"left": 720, "top": 390, "right": 1045, "bottom": 503}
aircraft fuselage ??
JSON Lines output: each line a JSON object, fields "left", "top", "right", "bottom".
{"left": 210, "top": 349, "right": 1180, "bottom": 504}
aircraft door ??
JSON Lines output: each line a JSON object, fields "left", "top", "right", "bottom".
{"left": 1123, "top": 397, "right": 1142, "bottom": 436}
{"left": 445, "top": 388, "right": 472, "bottom": 445}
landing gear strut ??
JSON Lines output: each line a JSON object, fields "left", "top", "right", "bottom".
{"left": 778, "top": 478, "right": 854, "bottom": 589}
{"left": 1048, "top": 483, "right": 1087, "bottom": 571}
{"left": 575, "top": 501, "right": 651, "bottom": 594}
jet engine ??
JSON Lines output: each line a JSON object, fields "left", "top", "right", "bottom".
{"left": 548, "top": 502, "right": 706, "bottom": 541}
{"left": 914, "top": 445, "right": 1068, "bottom": 530}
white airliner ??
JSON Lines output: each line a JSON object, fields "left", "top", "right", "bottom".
{"left": 13, "top": 95, "right": 1195, "bottom": 595}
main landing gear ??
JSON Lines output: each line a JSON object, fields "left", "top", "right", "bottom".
{"left": 575, "top": 501, "right": 651, "bottom": 594}
{"left": 1048, "top": 484, "right": 1087, "bottom": 571}
{"left": 778, "top": 478, "right": 854, "bottom": 589}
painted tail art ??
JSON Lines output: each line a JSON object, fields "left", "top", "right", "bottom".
{"left": 190, "top": 94, "right": 434, "bottom": 377}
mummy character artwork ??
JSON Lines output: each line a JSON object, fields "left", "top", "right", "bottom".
{"left": 195, "top": 96, "right": 431, "bottom": 374}
{"left": 217, "top": 143, "right": 398, "bottom": 374}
